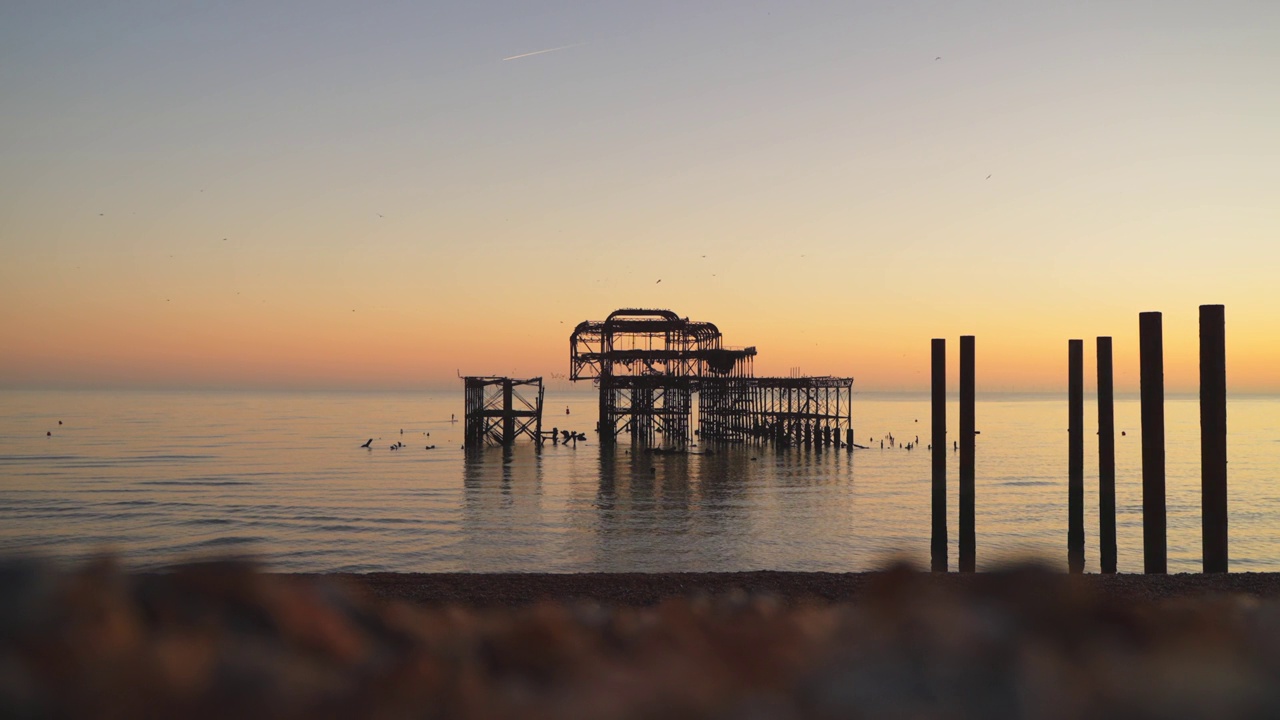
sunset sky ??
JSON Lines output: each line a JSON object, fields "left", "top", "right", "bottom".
{"left": 2, "top": 2, "right": 1277, "bottom": 392}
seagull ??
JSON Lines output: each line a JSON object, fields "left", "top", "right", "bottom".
{"left": 935, "top": 56, "right": 941, "bottom": 60}
{"left": 656, "top": 279, "right": 662, "bottom": 284}
{"left": 361, "top": 438, "right": 373, "bottom": 448}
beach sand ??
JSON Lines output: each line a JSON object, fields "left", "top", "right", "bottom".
{"left": 5, "top": 560, "right": 1280, "bottom": 718}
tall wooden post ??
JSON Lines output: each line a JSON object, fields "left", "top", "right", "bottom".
{"left": 1097, "top": 337, "right": 1117, "bottom": 574}
{"left": 931, "top": 338, "right": 948, "bottom": 572}
{"left": 502, "top": 379, "right": 515, "bottom": 447}
{"left": 1200, "top": 304, "right": 1228, "bottom": 573}
{"left": 1068, "top": 339, "right": 1085, "bottom": 574}
{"left": 1140, "top": 312, "right": 1167, "bottom": 574}
{"left": 959, "top": 335, "right": 975, "bottom": 572}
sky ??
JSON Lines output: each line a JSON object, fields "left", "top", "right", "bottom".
{"left": 2, "top": 1, "right": 1277, "bottom": 392}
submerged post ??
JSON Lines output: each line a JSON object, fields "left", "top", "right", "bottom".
{"left": 1200, "top": 304, "right": 1228, "bottom": 573}
{"left": 1097, "top": 336, "right": 1117, "bottom": 574}
{"left": 959, "top": 335, "right": 975, "bottom": 572}
{"left": 1140, "top": 311, "right": 1167, "bottom": 574}
{"left": 1068, "top": 339, "right": 1085, "bottom": 573}
{"left": 931, "top": 338, "right": 948, "bottom": 572}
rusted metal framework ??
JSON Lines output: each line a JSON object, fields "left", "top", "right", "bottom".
{"left": 570, "top": 309, "right": 754, "bottom": 381}
{"left": 463, "top": 376, "right": 544, "bottom": 448}
{"left": 570, "top": 309, "right": 753, "bottom": 448}
{"left": 697, "top": 376, "right": 853, "bottom": 446}
{"left": 570, "top": 309, "right": 852, "bottom": 449}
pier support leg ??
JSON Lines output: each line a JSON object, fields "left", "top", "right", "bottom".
{"left": 931, "top": 338, "right": 948, "bottom": 573}
{"left": 1097, "top": 337, "right": 1117, "bottom": 574}
{"left": 1200, "top": 304, "right": 1228, "bottom": 573}
{"left": 1140, "top": 312, "right": 1167, "bottom": 574}
{"left": 502, "top": 379, "right": 515, "bottom": 447}
{"left": 959, "top": 335, "right": 975, "bottom": 573}
{"left": 1068, "top": 339, "right": 1085, "bottom": 574}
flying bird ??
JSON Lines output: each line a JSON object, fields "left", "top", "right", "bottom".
{"left": 361, "top": 438, "right": 373, "bottom": 448}
{"left": 503, "top": 42, "right": 586, "bottom": 62}
{"left": 655, "top": 279, "right": 662, "bottom": 284}
{"left": 986, "top": 174, "right": 992, "bottom": 179}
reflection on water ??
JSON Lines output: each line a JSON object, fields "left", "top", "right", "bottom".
{"left": 572, "top": 443, "right": 860, "bottom": 571}
{"left": 1, "top": 390, "right": 1279, "bottom": 573}
{"left": 461, "top": 446, "right": 544, "bottom": 570}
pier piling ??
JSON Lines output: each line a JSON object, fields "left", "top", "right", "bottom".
{"left": 1097, "top": 337, "right": 1117, "bottom": 574}
{"left": 1068, "top": 339, "right": 1085, "bottom": 574}
{"left": 959, "top": 335, "right": 975, "bottom": 573}
{"left": 1140, "top": 312, "right": 1167, "bottom": 574}
{"left": 1200, "top": 304, "right": 1228, "bottom": 573}
{"left": 931, "top": 338, "right": 948, "bottom": 573}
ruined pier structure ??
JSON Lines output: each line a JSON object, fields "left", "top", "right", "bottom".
{"left": 463, "top": 376, "right": 544, "bottom": 449}
{"left": 571, "top": 309, "right": 853, "bottom": 449}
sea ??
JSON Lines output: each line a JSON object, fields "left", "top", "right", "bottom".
{"left": 1, "top": 389, "right": 1277, "bottom": 574}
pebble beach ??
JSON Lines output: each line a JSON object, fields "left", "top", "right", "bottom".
{"left": 6, "top": 560, "right": 1280, "bottom": 719}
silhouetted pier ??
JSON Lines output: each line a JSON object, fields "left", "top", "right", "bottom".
{"left": 571, "top": 309, "right": 853, "bottom": 450}
{"left": 462, "top": 376, "right": 544, "bottom": 449}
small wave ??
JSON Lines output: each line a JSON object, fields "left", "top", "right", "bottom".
{"left": 0, "top": 455, "right": 83, "bottom": 464}
{"left": 139, "top": 479, "right": 254, "bottom": 486}
{"left": 125, "top": 455, "right": 216, "bottom": 462}
{"left": 174, "top": 536, "right": 264, "bottom": 551}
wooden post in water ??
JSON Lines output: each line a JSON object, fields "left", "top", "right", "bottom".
{"left": 1140, "top": 311, "right": 1167, "bottom": 574}
{"left": 1097, "top": 336, "right": 1117, "bottom": 574}
{"left": 1200, "top": 304, "right": 1228, "bottom": 573}
{"left": 959, "top": 335, "right": 975, "bottom": 572}
{"left": 931, "top": 338, "right": 948, "bottom": 572}
{"left": 502, "top": 379, "right": 515, "bottom": 447}
{"left": 1068, "top": 339, "right": 1085, "bottom": 574}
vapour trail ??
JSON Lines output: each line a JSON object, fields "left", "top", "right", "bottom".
{"left": 502, "top": 43, "right": 586, "bottom": 61}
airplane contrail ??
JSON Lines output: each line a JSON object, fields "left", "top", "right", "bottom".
{"left": 503, "top": 42, "right": 586, "bottom": 61}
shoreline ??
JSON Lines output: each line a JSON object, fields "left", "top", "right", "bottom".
{"left": 306, "top": 568, "right": 1280, "bottom": 607}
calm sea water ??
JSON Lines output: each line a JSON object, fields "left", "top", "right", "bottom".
{"left": 1, "top": 389, "right": 1277, "bottom": 573}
